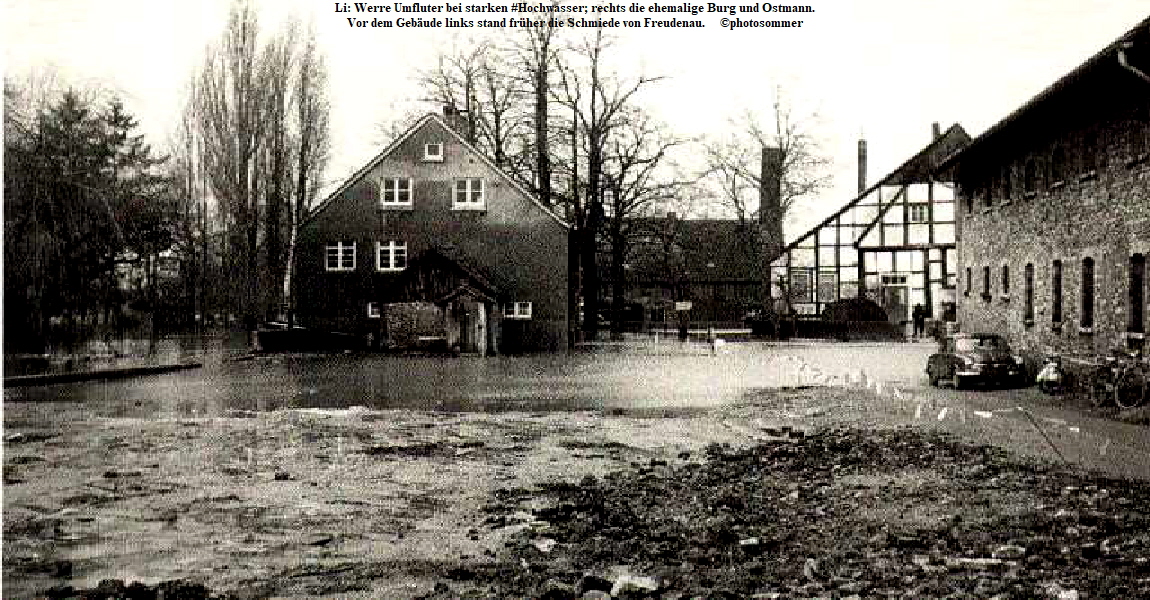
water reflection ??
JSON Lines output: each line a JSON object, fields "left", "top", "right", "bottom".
{"left": 6, "top": 346, "right": 782, "bottom": 418}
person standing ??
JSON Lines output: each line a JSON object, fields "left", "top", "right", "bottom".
{"left": 912, "top": 303, "right": 926, "bottom": 339}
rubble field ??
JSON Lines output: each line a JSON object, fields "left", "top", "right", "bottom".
{"left": 4, "top": 387, "right": 1150, "bottom": 599}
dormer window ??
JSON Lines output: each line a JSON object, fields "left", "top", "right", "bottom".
{"left": 424, "top": 143, "right": 444, "bottom": 162}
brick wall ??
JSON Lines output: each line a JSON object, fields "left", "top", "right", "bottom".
{"left": 957, "top": 106, "right": 1150, "bottom": 365}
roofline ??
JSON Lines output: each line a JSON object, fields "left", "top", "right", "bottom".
{"left": 780, "top": 123, "right": 967, "bottom": 256}
{"left": 850, "top": 185, "right": 906, "bottom": 247}
{"left": 304, "top": 113, "right": 570, "bottom": 229}
{"left": 941, "top": 15, "right": 1150, "bottom": 169}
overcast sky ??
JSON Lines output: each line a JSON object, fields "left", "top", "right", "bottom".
{"left": 5, "top": 0, "right": 1148, "bottom": 235}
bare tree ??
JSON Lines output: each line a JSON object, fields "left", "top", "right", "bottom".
{"left": 260, "top": 23, "right": 297, "bottom": 324}
{"left": 418, "top": 37, "right": 488, "bottom": 143}
{"left": 601, "top": 109, "right": 691, "bottom": 338}
{"left": 703, "top": 91, "right": 832, "bottom": 320}
{"left": 409, "top": 22, "right": 676, "bottom": 344}
{"left": 285, "top": 20, "right": 331, "bottom": 326}
{"left": 417, "top": 37, "right": 529, "bottom": 173}
{"left": 523, "top": 9, "right": 560, "bottom": 208}
{"left": 557, "top": 27, "right": 663, "bottom": 341}
{"left": 186, "top": 2, "right": 330, "bottom": 345}
{"left": 190, "top": 0, "right": 269, "bottom": 349}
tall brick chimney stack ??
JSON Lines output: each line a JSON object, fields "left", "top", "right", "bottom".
{"left": 932, "top": 122, "right": 942, "bottom": 141}
{"left": 857, "top": 138, "right": 867, "bottom": 194}
{"left": 442, "top": 104, "right": 474, "bottom": 143}
{"left": 760, "top": 147, "right": 784, "bottom": 309}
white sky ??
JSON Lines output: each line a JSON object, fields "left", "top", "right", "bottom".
{"left": 5, "top": 0, "right": 1148, "bottom": 236}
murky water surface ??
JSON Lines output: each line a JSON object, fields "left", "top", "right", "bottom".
{"left": 5, "top": 337, "right": 935, "bottom": 418}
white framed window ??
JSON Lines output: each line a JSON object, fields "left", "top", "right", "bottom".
{"left": 380, "top": 178, "right": 412, "bottom": 207}
{"left": 453, "top": 178, "right": 485, "bottom": 210}
{"left": 423, "top": 143, "right": 444, "bottom": 162}
{"left": 325, "top": 241, "right": 356, "bottom": 271}
{"left": 376, "top": 241, "right": 407, "bottom": 272}
{"left": 503, "top": 301, "right": 532, "bottom": 319}
{"left": 367, "top": 302, "right": 381, "bottom": 318}
{"left": 908, "top": 204, "right": 929, "bottom": 223}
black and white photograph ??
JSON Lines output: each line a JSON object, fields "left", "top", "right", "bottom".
{"left": 4, "top": 0, "right": 1150, "bottom": 597}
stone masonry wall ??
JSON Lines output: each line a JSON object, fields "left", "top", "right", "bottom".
{"left": 958, "top": 111, "right": 1150, "bottom": 366}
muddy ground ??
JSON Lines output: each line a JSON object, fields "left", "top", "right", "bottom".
{"left": 4, "top": 386, "right": 1150, "bottom": 599}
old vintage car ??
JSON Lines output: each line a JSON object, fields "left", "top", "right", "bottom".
{"left": 926, "top": 333, "right": 1026, "bottom": 389}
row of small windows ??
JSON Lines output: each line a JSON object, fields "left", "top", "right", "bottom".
{"left": 379, "top": 177, "right": 486, "bottom": 209}
{"left": 966, "top": 117, "right": 1149, "bottom": 211}
{"left": 325, "top": 241, "right": 407, "bottom": 272}
{"left": 965, "top": 254, "right": 1146, "bottom": 334}
{"left": 365, "top": 301, "right": 532, "bottom": 320}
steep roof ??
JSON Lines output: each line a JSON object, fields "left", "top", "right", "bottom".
{"left": 942, "top": 15, "right": 1150, "bottom": 167}
{"left": 780, "top": 123, "right": 971, "bottom": 255}
{"left": 304, "top": 112, "right": 569, "bottom": 228}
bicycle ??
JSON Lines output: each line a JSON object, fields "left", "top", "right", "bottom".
{"left": 1088, "top": 350, "right": 1148, "bottom": 409}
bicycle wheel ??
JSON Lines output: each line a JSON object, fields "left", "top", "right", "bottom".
{"left": 1114, "top": 366, "right": 1149, "bottom": 409}
{"left": 1088, "top": 367, "right": 1113, "bottom": 407}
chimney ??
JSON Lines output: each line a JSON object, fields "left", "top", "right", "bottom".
{"left": 760, "top": 146, "right": 784, "bottom": 308}
{"left": 442, "top": 104, "right": 474, "bottom": 143}
{"left": 932, "top": 122, "right": 942, "bottom": 141}
{"left": 857, "top": 138, "right": 867, "bottom": 194}
{"left": 760, "top": 147, "right": 784, "bottom": 251}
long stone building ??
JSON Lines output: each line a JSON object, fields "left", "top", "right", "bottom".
{"left": 946, "top": 16, "right": 1150, "bottom": 364}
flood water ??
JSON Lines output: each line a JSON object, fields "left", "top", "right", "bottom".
{"left": 5, "top": 338, "right": 936, "bottom": 418}
{"left": 5, "top": 347, "right": 771, "bottom": 418}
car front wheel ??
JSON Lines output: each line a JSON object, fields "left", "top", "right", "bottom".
{"left": 951, "top": 374, "right": 966, "bottom": 390}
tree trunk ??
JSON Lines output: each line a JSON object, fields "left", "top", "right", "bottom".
{"left": 534, "top": 32, "right": 551, "bottom": 206}
{"left": 148, "top": 254, "right": 159, "bottom": 356}
{"left": 610, "top": 230, "right": 626, "bottom": 340}
{"left": 580, "top": 201, "right": 602, "bottom": 341}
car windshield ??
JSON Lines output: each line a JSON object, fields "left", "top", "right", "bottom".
{"left": 955, "top": 336, "right": 1005, "bottom": 352}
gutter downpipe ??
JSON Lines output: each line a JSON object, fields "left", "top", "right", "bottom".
{"left": 1118, "top": 40, "right": 1150, "bottom": 85}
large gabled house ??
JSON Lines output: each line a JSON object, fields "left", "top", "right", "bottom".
{"left": 293, "top": 111, "right": 570, "bottom": 354}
